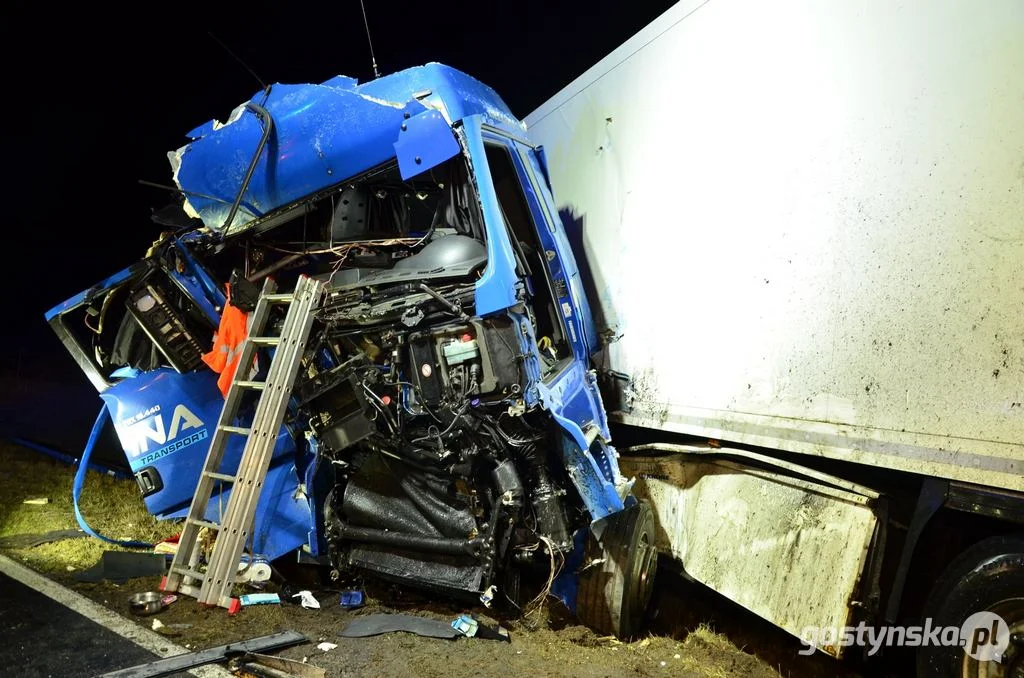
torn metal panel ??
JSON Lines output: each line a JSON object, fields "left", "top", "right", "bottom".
{"left": 173, "top": 85, "right": 421, "bottom": 233}
{"left": 394, "top": 109, "right": 461, "bottom": 180}
{"left": 173, "top": 64, "right": 522, "bottom": 235}
{"left": 620, "top": 449, "right": 878, "bottom": 658}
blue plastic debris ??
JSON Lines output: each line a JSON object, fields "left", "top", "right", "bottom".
{"left": 340, "top": 590, "right": 365, "bottom": 609}
{"left": 451, "top": 614, "right": 479, "bottom": 638}
{"left": 239, "top": 593, "right": 281, "bottom": 606}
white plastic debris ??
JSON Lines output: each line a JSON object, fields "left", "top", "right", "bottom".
{"left": 292, "top": 590, "right": 321, "bottom": 609}
{"left": 151, "top": 619, "right": 165, "bottom": 631}
{"left": 660, "top": 661, "right": 667, "bottom": 667}
{"left": 673, "top": 654, "right": 681, "bottom": 659}
{"left": 316, "top": 642, "right": 337, "bottom": 652}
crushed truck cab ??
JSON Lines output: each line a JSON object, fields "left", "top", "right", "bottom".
{"left": 47, "top": 63, "right": 650, "bottom": 636}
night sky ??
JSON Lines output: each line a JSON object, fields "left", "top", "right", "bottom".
{"left": 3, "top": 1, "right": 673, "bottom": 444}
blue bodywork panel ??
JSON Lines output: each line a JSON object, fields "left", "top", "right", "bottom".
{"left": 551, "top": 529, "right": 588, "bottom": 613}
{"left": 520, "top": 148, "right": 600, "bottom": 355}
{"left": 174, "top": 63, "right": 522, "bottom": 234}
{"left": 45, "top": 264, "right": 143, "bottom": 321}
{"left": 99, "top": 368, "right": 314, "bottom": 559}
{"left": 461, "top": 119, "right": 522, "bottom": 316}
{"left": 542, "top": 364, "right": 623, "bottom": 521}
{"left": 475, "top": 133, "right": 620, "bottom": 519}
{"left": 394, "top": 108, "right": 461, "bottom": 180}
{"left": 171, "top": 238, "right": 226, "bottom": 322}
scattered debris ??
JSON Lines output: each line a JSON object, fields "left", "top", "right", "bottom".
{"left": 451, "top": 615, "right": 479, "bottom": 638}
{"left": 97, "top": 631, "right": 308, "bottom": 678}
{"left": 239, "top": 592, "right": 281, "bottom": 606}
{"left": 0, "top": 528, "right": 87, "bottom": 549}
{"left": 339, "top": 590, "right": 364, "bottom": 609}
{"left": 22, "top": 497, "right": 49, "bottom": 505}
{"left": 292, "top": 590, "right": 320, "bottom": 609}
{"left": 128, "top": 591, "right": 177, "bottom": 616}
{"left": 339, "top": 613, "right": 461, "bottom": 640}
{"left": 152, "top": 535, "right": 180, "bottom": 556}
{"left": 150, "top": 618, "right": 181, "bottom": 637}
{"left": 75, "top": 551, "right": 166, "bottom": 584}
{"left": 237, "top": 555, "right": 272, "bottom": 583}
{"left": 315, "top": 642, "right": 337, "bottom": 652}
{"left": 479, "top": 584, "right": 497, "bottom": 608}
{"left": 229, "top": 652, "right": 326, "bottom": 678}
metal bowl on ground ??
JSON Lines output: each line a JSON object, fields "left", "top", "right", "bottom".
{"left": 128, "top": 591, "right": 165, "bottom": 616}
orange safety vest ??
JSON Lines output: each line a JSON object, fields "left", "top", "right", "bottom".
{"left": 202, "top": 284, "right": 251, "bottom": 398}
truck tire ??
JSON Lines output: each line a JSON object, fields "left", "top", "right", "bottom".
{"left": 916, "top": 534, "right": 1024, "bottom": 678}
{"left": 576, "top": 501, "right": 658, "bottom": 638}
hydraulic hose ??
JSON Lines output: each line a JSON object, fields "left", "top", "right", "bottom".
{"left": 72, "top": 407, "right": 153, "bottom": 548}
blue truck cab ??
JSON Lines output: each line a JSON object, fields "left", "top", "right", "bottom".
{"left": 46, "top": 63, "right": 654, "bottom": 636}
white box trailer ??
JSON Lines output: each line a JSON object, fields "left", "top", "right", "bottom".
{"left": 525, "top": 1, "right": 1023, "bottom": 673}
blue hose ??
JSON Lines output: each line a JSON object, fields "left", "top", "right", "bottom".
{"left": 11, "top": 437, "right": 131, "bottom": 480}
{"left": 72, "top": 407, "right": 153, "bottom": 549}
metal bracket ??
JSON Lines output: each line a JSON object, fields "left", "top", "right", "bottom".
{"left": 97, "top": 630, "right": 307, "bottom": 678}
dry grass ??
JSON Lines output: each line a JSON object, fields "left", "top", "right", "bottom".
{"left": 0, "top": 443, "right": 785, "bottom": 678}
{"left": 0, "top": 441, "right": 179, "bottom": 573}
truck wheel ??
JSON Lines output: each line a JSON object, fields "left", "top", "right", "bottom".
{"left": 916, "top": 534, "right": 1024, "bottom": 678}
{"left": 576, "top": 501, "right": 658, "bottom": 638}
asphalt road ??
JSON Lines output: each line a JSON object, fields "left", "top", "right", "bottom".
{"left": 0, "top": 572, "right": 157, "bottom": 677}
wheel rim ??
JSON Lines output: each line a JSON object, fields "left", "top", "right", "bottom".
{"left": 630, "top": 529, "right": 658, "bottom": 615}
{"left": 961, "top": 597, "right": 1024, "bottom": 678}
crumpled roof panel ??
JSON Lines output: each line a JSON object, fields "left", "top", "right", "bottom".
{"left": 171, "top": 63, "right": 522, "bottom": 233}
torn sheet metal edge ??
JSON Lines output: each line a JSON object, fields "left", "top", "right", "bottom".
{"left": 619, "top": 453, "right": 877, "bottom": 659}
{"left": 621, "top": 443, "right": 879, "bottom": 500}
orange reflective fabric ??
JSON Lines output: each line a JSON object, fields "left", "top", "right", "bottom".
{"left": 201, "top": 285, "right": 250, "bottom": 398}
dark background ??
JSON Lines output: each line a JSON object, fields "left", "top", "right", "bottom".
{"left": 1, "top": 0, "right": 674, "bottom": 451}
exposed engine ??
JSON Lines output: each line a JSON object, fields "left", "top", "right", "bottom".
{"left": 298, "top": 278, "right": 576, "bottom": 601}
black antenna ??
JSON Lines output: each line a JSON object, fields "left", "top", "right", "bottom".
{"left": 359, "top": 0, "right": 381, "bottom": 78}
{"left": 208, "top": 31, "right": 269, "bottom": 92}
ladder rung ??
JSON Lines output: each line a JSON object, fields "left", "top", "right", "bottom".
{"left": 234, "top": 380, "right": 266, "bottom": 390}
{"left": 188, "top": 518, "right": 221, "bottom": 530}
{"left": 178, "top": 582, "right": 202, "bottom": 598}
{"left": 172, "top": 566, "right": 206, "bottom": 581}
{"left": 165, "top": 276, "right": 324, "bottom": 611}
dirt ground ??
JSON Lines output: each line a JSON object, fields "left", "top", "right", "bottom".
{"left": 0, "top": 441, "right": 856, "bottom": 677}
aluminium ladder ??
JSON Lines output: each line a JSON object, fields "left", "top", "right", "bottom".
{"left": 162, "top": 275, "right": 324, "bottom": 612}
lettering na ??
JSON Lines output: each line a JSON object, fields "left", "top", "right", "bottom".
{"left": 122, "top": 404, "right": 204, "bottom": 456}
